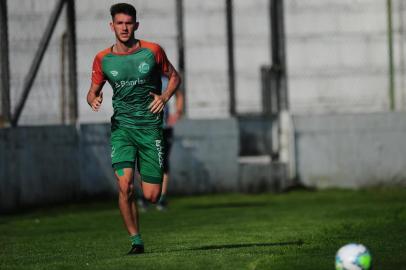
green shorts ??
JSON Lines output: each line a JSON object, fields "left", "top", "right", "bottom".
{"left": 110, "top": 127, "right": 164, "bottom": 184}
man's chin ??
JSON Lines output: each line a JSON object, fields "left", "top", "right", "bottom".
{"left": 120, "top": 37, "right": 130, "bottom": 42}
{"left": 116, "top": 35, "right": 131, "bottom": 44}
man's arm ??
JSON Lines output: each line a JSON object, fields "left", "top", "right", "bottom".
{"left": 149, "top": 63, "right": 181, "bottom": 114}
{"left": 174, "top": 88, "right": 184, "bottom": 116}
{"left": 167, "top": 88, "right": 184, "bottom": 126}
{"left": 87, "top": 82, "right": 104, "bottom": 112}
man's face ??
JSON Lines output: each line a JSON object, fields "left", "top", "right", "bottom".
{"left": 110, "top": 13, "right": 138, "bottom": 43}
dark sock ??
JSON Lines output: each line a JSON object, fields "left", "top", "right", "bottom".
{"left": 136, "top": 189, "right": 144, "bottom": 200}
{"left": 158, "top": 194, "right": 167, "bottom": 204}
{"left": 130, "top": 234, "right": 144, "bottom": 246}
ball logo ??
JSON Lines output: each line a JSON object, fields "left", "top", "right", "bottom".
{"left": 138, "top": 62, "right": 150, "bottom": 74}
{"left": 110, "top": 70, "right": 119, "bottom": 77}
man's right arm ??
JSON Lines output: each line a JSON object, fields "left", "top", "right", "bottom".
{"left": 87, "top": 83, "right": 104, "bottom": 112}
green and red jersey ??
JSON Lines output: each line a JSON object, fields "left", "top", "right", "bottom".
{"left": 92, "top": 40, "right": 170, "bottom": 129}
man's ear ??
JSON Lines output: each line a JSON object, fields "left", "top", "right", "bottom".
{"left": 134, "top": 21, "right": 140, "bottom": 31}
{"left": 109, "top": 21, "right": 114, "bottom": 32}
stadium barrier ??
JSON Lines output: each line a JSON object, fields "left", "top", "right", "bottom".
{"left": 3, "top": 112, "right": 406, "bottom": 212}
{"left": 294, "top": 112, "right": 406, "bottom": 188}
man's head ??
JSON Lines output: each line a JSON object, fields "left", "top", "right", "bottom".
{"left": 110, "top": 3, "right": 139, "bottom": 44}
{"left": 110, "top": 3, "right": 137, "bottom": 21}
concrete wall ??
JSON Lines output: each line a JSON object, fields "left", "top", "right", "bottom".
{"left": 286, "top": 0, "right": 406, "bottom": 114}
{"left": 294, "top": 112, "right": 406, "bottom": 188}
{"left": 237, "top": 115, "right": 273, "bottom": 156}
{"left": 0, "top": 119, "right": 240, "bottom": 212}
{"left": 170, "top": 119, "right": 239, "bottom": 194}
{"left": 3, "top": 113, "right": 406, "bottom": 211}
{"left": 3, "top": 0, "right": 406, "bottom": 124}
{"left": 7, "top": 0, "right": 67, "bottom": 125}
{"left": 0, "top": 124, "right": 117, "bottom": 212}
{"left": 79, "top": 124, "right": 116, "bottom": 195}
{"left": 0, "top": 126, "right": 81, "bottom": 211}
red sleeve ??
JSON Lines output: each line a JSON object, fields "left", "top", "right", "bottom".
{"left": 91, "top": 48, "right": 110, "bottom": 85}
{"left": 154, "top": 45, "right": 170, "bottom": 74}
{"left": 140, "top": 40, "right": 171, "bottom": 74}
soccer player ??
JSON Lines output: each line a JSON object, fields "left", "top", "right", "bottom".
{"left": 86, "top": 3, "right": 181, "bottom": 255}
{"left": 156, "top": 78, "right": 184, "bottom": 210}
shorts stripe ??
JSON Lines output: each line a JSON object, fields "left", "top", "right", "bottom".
{"left": 112, "top": 161, "right": 134, "bottom": 170}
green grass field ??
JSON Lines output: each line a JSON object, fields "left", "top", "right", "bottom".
{"left": 1, "top": 188, "right": 405, "bottom": 270}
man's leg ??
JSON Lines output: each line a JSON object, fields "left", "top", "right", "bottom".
{"left": 157, "top": 127, "right": 172, "bottom": 210}
{"left": 142, "top": 181, "right": 162, "bottom": 204}
{"left": 135, "top": 128, "right": 164, "bottom": 204}
{"left": 156, "top": 173, "right": 169, "bottom": 210}
{"left": 134, "top": 166, "right": 149, "bottom": 212}
{"left": 115, "top": 167, "right": 144, "bottom": 254}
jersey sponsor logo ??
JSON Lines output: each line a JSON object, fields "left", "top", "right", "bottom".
{"left": 110, "top": 70, "right": 119, "bottom": 77}
{"left": 138, "top": 62, "right": 150, "bottom": 74}
{"left": 155, "top": 140, "right": 164, "bottom": 168}
{"left": 114, "top": 78, "right": 146, "bottom": 88}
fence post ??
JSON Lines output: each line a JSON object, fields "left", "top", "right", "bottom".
{"left": 226, "top": 0, "right": 236, "bottom": 116}
{"left": 66, "top": 0, "right": 78, "bottom": 125}
{"left": 0, "top": 0, "right": 11, "bottom": 127}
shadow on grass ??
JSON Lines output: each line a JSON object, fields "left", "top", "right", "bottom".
{"left": 146, "top": 240, "right": 304, "bottom": 254}
{"left": 186, "top": 201, "right": 270, "bottom": 210}
{"left": 189, "top": 240, "right": 304, "bottom": 251}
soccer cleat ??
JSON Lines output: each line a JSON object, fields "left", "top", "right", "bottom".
{"left": 156, "top": 197, "right": 168, "bottom": 211}
{"left": 127, "top": 244, "right": 144, "bottom": 255}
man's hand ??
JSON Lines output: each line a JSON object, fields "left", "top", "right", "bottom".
{"left": 167, "top": 111, "right": 182, "bottom": 126}
{"left": 90, "top": 92, "right": 103, "bottom": 112}
{"left": 149, "top": 92, "right": 167, "bottom": 114}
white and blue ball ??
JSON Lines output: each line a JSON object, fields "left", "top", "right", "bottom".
{"left": 335, "top": 243, "right": 372, "bottom": 270}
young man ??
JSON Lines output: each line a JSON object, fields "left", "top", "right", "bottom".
{"left": 87, "top": 3, "right": 181, "bottom": 255}
{"left": 156, "top": 78, "right": 184, "bottom": 210}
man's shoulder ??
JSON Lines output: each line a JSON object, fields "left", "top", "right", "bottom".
{"left": 140, "top": 40, "right": 164, "bottom": 53}
{"left": 94, "top": 47, "right": 112, "bottom": 60}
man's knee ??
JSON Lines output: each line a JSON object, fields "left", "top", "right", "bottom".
{"left": 143, "top": 190, "right": 161, "bottom": 204}
{"left": 117, "top": 178, "right": 134, "bottom": 200}
{"left": 119, "top": 186, "right": 134, "bottom": 200}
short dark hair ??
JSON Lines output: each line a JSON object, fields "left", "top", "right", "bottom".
{"left": 110, "top": 3, "right": 137, "bottom": 21}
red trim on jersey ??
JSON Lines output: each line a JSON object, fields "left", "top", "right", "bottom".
{"left": 91, "top": 40, "right": 170, "bottom": 84}
{"left": 109, "top": 43, "right": 141, "bottom": 56}
{"left": 91, "top": 47, "right": 111, "bottom": 85}
{"left": 139, "top": 40, "right": 170, "bottom": 74}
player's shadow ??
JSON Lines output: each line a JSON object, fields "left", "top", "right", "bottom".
{"left": 188, "top": 240, "right": 304, "bottom": 251}
{"left": 148, "top": 240, "right": 304, "bottom": 254}
{"left": 186, "top": 201, "right": 269, "bottom": 210}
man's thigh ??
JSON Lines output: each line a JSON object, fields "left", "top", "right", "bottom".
{"left": 111, "top": 128, "right": 137, "bottom": 168}
{"left": 133, "top": 128, "right": 164, "bottom": 184}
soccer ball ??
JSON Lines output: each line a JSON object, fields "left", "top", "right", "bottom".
{"left": 335, "top": 243, "right": 372, "bottom": 270}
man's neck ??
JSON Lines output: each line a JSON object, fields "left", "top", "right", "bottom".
{"left": 114, "top": 38, "right": 139, "bottom": 53}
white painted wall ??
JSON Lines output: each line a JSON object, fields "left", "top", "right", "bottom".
{"left": 7, "top": 0, "right": 67, "bottom": 125}
{"left": 234, "top": 0, "right": 271, "bottom": 114}
{"left": 3, "top": 0, "right": 406, "bottom": 125}
{"left": 285, "top": 0, "right": 406, "bottom": 114}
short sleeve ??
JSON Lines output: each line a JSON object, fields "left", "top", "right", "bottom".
{"left": 91, "top": 54, "right": 106, "bottom": 85}
{"left": 154, "top": 46, "right": 170, "bottom": 74}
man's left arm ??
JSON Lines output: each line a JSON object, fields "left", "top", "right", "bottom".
{"left": 149, "top": 63, "right": 181, "bottom": 114}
